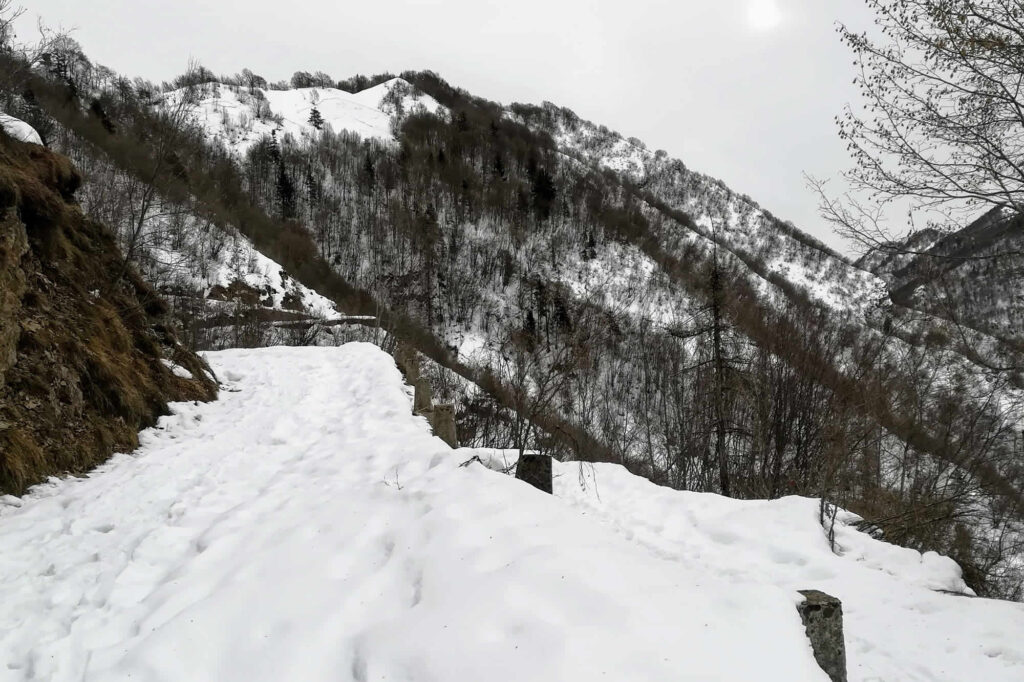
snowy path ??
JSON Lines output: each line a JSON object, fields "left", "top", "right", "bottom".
{"left": 0, "top": 344, "right": 1021, "bottom": 681}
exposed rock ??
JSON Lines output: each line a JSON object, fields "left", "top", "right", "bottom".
{"left": 0, "top": 204, "right": 27, "bottom": 389}
{"left": 207, "top": 279, "right": 262, "bottom": 305}
{"left": 0, "top": 134, "right": 217, "bottom": 495}
{"left": 281, "top": 290, "right": 305, "bottom": 312}
{"left": 796, "top": 590, "right": 847, "bottom": 682}
{"left": 515, "top": 454, "right": 553, "bottom": 494}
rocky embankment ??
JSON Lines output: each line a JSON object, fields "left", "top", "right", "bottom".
{"left": 0, "top": 130, "right": 216, "bottom": 494}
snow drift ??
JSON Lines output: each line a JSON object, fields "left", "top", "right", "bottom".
{"left": 0, "top": 344, "right": 1021, "bottom": 681}
{"left": 0, "top": 114, "right": 42, "bottom": 146}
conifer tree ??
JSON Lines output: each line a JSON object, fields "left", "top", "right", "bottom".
{"left": 307, "top": 106, "right": 324, "bottom": 131}
{"left": 275, "top": 160, "right": 296, "bottom": 220}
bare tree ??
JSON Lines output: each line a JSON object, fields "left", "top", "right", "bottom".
{"left": 0, "top": 0, "right": 22, "bottom": 51}
{"left": 240, "top": 68, "right": 266, "bottom": 93}
{"left": 819, "top": 0, "right": 1024, "bottom": 252}
{"left": 115, "top": 62, "right": 202, "bottom": 277}
{"left": 0, "top": 1, "right": 59, "bottom": 99}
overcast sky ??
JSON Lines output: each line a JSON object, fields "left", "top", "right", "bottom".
{"left": 20, "top": 0, "right": 876, "bottom": 253}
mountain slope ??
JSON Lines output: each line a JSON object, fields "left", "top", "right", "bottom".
{"left": 515, "top": 101, "right": 890, "bottom": 316}
{"left": 2, "top": 343, "right": 1021, "bottom": 681}
{"left": 14, "top": 52, "right": 1023, "bottom": 596}
{"left": 858, "top": 208, "right": 1024, "bottom": 347}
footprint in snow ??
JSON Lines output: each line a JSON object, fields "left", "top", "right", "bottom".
{"left": 707, "top": 528, "right": 740, "bottom": 545}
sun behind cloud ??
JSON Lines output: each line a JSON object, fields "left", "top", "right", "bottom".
{"left": 747, "top": 0, "right": 784, "bottom": 32}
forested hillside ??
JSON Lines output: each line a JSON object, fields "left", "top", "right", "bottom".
{"left": 3, "top": 36, "right": 1023, "bottom": 599}
{"left": 859, "top": 207, "right": 1024, "bottom": 351}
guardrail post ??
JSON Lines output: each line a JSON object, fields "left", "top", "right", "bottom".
{"left": 515, "top": 454, "right": 552, "bottom": 494}
{"left": 428, "top": 404, "right": 458, "bottom": 448}
{"left": 796, "top": 590, "right": 847, "bottom": 682}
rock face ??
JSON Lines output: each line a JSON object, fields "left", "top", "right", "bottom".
{"left": 515, "top": 454, "right": 553, "bottom": 494}
{"left": 796, "top": 590, "right": 847, "bottom": 682}
{"left": 0, "top": 197, "right": 27, "bottom": 388}
{"left": 0, "top": 132, "right": 217, "bottom": 495}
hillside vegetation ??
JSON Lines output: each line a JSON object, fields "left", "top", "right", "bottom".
{"left": 0, "top": 131, "right": 216, "bottom": 494}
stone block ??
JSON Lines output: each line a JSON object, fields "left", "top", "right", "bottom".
{"left": 797, "top": 589, "right": 847, "bottom": 682}
{"left": 515, "top": 454, "right": 552, "bottom": 494}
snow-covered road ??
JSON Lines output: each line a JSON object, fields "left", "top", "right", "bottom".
{"left": 1, "top": 344, "right": 1022, "bottom": 681}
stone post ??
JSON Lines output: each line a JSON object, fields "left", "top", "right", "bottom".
{"left": 413, "top": 377, "right": 433, "bottom": 415}
{"left": 394, "top": 342, "right": 420, "bottom": 382}
{"left": 796, "top": 590, "right": 847, "bottom": 682}
{"left": 428, "top": 404, "right": 458, "bottom": 448}
{"left": 515, "top": 454, "right": 552, "bottom": 494}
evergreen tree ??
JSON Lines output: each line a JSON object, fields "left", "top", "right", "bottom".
{"left": 531, "top": 167, "right": 557, "bottom": 220}
{"left": 307, "top": 106, "right": 324, "bottom": 131}
{"left": 276, "top": 160, "right": 296, "bottom": 220}
{"left": 358, "top": 155, "right": 376, "bottom": 195}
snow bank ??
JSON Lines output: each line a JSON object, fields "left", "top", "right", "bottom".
{"left": 0, "top": 113, "right": 43, "bottom": 145}
{"left": 554, "top": 462, "right": 1024, "bottom": 681}
{"left": 1, "top": 344, "right": 1021, "bottom": 681}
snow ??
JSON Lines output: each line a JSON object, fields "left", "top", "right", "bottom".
{"left": 263, "top": 87, "right": 392, "bottom": 140}
{"left": 348, "top": 77, "right": 444, "bottom": 117}
{"left": 0, "top": 113, "right": 43, "bottom": 145}
{"left": 135, "top": 208, "right": 343, "bottom": 321}
{"left": 1, "top": 344, "right": 1022, "bottom": 681}
{"left": 538, "top": 106, "right": 890, "bottom": 317}
{"left": 552, "top": 463, "right": 1024, "bottom": 681}
{"left": 196, "top": 231, "right": 342, "bottom": 320}
{"left": 159, "top": 359, "right": 193, "bottom": 379}
{"left": 165, "top": 78, "right": 443, "bottom": 156}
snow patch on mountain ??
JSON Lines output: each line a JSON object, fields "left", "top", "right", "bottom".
{"left": 164, "top": 78, "right": 443, "bottom": 156}
{"left": 125, "top": 208, "right": 343, "bottom": 321}
{"left": 197, "top": 231, "right": 340, "bottom": 319}
{"left": 556, "top": 240, "right": 682, "bottom": 324}
{"left": 531, "top": 104, "right": 890, "bottom": 316}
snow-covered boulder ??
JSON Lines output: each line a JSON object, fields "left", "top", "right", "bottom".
{"left": 0, "top": 113, "right": 43, "bottom": 145}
